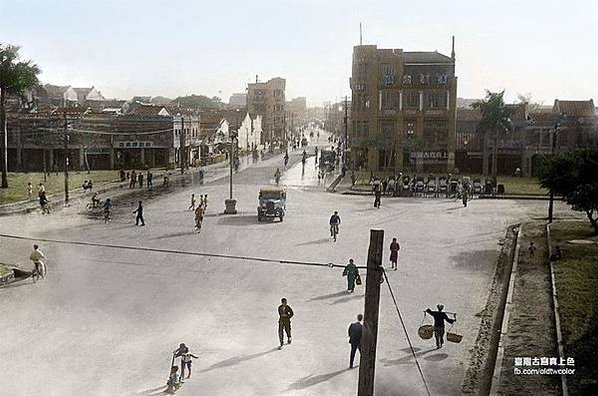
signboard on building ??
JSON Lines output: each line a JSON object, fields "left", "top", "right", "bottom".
{"left": 409, "top": 151, "right": 455, "bottom": 165}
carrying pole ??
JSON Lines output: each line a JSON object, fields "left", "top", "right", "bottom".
{"left": 358, "top": 229, "right": 384, "bottom": 396}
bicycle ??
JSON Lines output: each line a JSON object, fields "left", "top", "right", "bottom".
{"left": 31, "top": 261, "right": 46, "bottom": 283}
{"left": 330, "top": 223, "right": 339, "bottom": 242}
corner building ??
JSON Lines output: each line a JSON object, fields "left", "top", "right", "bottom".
{"left": 349, "top": 43, "right": 457, "bottom": 173}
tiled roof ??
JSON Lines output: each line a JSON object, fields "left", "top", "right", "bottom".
{"left": 128, "top": 104, "right": 170, "bottom": 117}
{"left": 457, "top": 108, "right": 482, "bottom": 122}
{"left": 404, "top": 51, "right": 453, "bottom": 64}
{"left": 553, "top": 100, "right": 596, "bottom": 117}
{"left": 43, "top": 84, "right": 70, "bottom": 98}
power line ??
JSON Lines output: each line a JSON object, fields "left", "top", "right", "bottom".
{"left": 0, "top": 232, "right": 365, "bottom": 270}
{"left": 382, "top": 269, "right": 432, "bottom": 396}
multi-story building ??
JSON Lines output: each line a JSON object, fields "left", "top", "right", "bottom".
{"left": 455, "top": 99, "right": 598, "bottom": 176}
{"left": 228, "top": 93, "right": 247, "bottom": 109}
{"left": 349, "top": 41, "right": 457, "bottom": 173}
{"left": 247, "top": 77, "right": 286, "bottom": 144}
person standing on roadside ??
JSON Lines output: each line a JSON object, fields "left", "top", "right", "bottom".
{"left": 342, "top": 258, "right": 359, "bottom": 293}
{"left": 133, "top": 200, "right": 145, "bottom": 226}
{"left": 278, "top": 298, "right": 294, "bottom": 349}
{"left": 138, "top": 172, "right": 144, "bottom": 188}
{"left": 348, "top": 314, "right": 363, "bottom": 368}
{"left": 29, "top": 244, "right": 46, "bottom": 278}
{"left": 147, "top": 171, "right": 153, "bottom": 188}
{"left": 37, "top": 183, "right": 45, "bottom": 198}
{"left": 27, "top": 182, "right": 33, "bottom": 200}
{"left": 374, "top": 187, "right": 381, "bottom": 208}
{"left": 130, "top": 170, "right": 137, "bottom": 188}
{"left": 389, "top": 237, "right": 401, "bottom": 270}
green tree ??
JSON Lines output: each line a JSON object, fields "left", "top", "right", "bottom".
{"left": 539, "top": 148, "right": 598, "bottom": 234}
{"left": 172, "top": 94, "right": 223, "bottom": 109}
{"left": 0, "top": 44, "right": 41, "bottom": 188}
{"left": 472, "top": 90, "right": 512, "bottom": 179}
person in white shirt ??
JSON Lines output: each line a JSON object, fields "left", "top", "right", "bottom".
{"left": 29, "top": 244, "right": 45, "bottom": 277}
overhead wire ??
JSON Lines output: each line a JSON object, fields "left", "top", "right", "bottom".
{"left": 382, "top": 269, "right": 433, "bottom": 396}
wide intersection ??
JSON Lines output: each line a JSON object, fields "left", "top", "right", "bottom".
{"left": 0, "top": 134, "right": 562, "bottom": 395}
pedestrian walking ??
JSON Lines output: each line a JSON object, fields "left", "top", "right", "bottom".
{"left": 350, "top": 171, "right": 357, "bottom": 188}
{"left": 180, "top": 350, "right": 199, "bottom": 379}
{"left": 147, "top": 171, "right": 153, "bottom": 188}
{"left": 389, "top": 237, "right": 400, "bottom": 270}
{"left": 133, "top": 200, "right": 145, "bottom": 226}
{"left": 138, "top": 173, "right": 144, "bottom": 188}
{"left": 342, "top": 258, "right": 359, "bottom": 293}
{"left": 119, "top": 169, "right": 126, "bottom": 181}
{"left": 37, "top": 183, "right": 45, "bottom": 197}
{"left": 374, "top": 188, "right": 381, "bottom": 208}
{"left": 172, "top": 343, "right": 189, "bottom": 375}
{"left": 27, "top": 182, "right": 33, "bottom": 200}
{"left": 528, "top": 241, "right": 536, "bottom": 258}
{"left": 202, "top": 194, "right": 208, "bottom": 210}
{"left": 348, "top": 314, "right": 363, "bottom": 368}
{"left": 39, "top": 192, "right": 50, "bottom": 214}
{"left": 277, "top": 297, "right": 294, "bottom": 349}
{"left": 189, "top": 194, "right": 196, "bottom": 211}
{"left": 425, "top": 304, "right": 456, "bottom": 349}
{"left": 130, "top": 170, "right": 137, "bottom": 188}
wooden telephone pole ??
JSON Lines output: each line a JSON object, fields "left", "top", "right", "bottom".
{"left": 358, "top": 229, "right": 385, "bottom": 396}
{"left": 63, "top": 111, "right": 69, "bottom": 204}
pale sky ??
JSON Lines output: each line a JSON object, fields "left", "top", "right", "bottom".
{"left": 2, "top": 0, "right": 597, "bottom": 107}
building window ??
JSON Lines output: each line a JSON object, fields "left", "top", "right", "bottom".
{"left": 437, "top": 75, "right": 448, "bottom": 84}
{"left": 405, "top": 92, "right": 419, "bottom": 109}
{"left": 426, "top": 91, "right": 447, "bottom": 109}
{"left": 381, "top": 64, "right": 395, "bottom": 85}
{"left": 381, "top": 91, "right": 398, "bottom": 111}
{"left": 403, "top": 74, "right": 412, "bottom": 85}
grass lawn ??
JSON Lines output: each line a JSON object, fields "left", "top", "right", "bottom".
{"left": 550, "top": 221, "right": 598, "bottom": 394}
{"left": 351, "top": 171, "right": 546, "bottom": 195}
{"left": 0, "top": 170, "right": 120, "bottom": 205}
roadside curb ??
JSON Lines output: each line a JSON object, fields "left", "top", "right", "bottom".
{"left": 326, "top": 174, "right": 344, "bottom": 192}
{"left": 339, "top": 189, "right": 552, "bottom": 200}
{"left": 489, "top": 224, "right": 522, "bottom": 395}
{"left": 546, "top": 223, "right": 569, "bottom": 396}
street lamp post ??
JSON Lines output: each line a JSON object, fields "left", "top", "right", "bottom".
{"left": 548, "top": 119, "right": 561, "bottom": 223}
{"left": 224, "top": 110, "right": 240, "bottom": 215}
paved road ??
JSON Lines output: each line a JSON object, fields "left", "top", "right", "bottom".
{"left": 0, "top": 132, "right": 570, "bottom": 395}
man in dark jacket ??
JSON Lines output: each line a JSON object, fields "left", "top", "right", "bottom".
{"left": 425, "top": 304, "right": 456, "bottom": 349}
{"left": 278, "top": 298, "right": 294, "bottom": 349}
{"left": 348, "top": 314, "right": 363, "bottom": 368}
{"left": 133, "top": 200, "right": 145, "bottom": 226}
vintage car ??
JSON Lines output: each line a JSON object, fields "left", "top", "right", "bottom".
{"left": 319, "top": 150, "right": 336, "bottom": 172}
{"left": 257, "top": 187, "right": 287, "bottom": 222}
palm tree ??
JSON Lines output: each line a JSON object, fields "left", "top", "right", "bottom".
{"left": 0, "top": 44, "right": 41, "bottom": 188}
{"left": 472, "top": 90, "right": 512, "bottom": 180}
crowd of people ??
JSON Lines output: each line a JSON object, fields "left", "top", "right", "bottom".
{"left": 120, "top": 169, "right": 155, "bottom": 189}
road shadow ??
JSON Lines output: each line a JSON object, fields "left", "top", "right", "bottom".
{"left": 216, "top": 214, "right": 277, "bottom": 226}
{"left": 150, "top": 230, "right": 196, "bottom": 240}
{"left": 451, "top": 250, "right": 497, "bottom": 271}
{"left": 332, "top": 293, "right": 364, "bottom": 305}
{"left": 136, "top": 385, "right": 166, "bottom": 395}
{"left": 286, "top": 368, "right": 351, "bottom": 391}
{"left": 379, "top": 348, "right": 438, "bottom": 366}
{"left": 306, "top": 291, "right": 347, "bottom": 302}
{"left": 424, "top": 352, "right": 448, "bottom": 361}
{"left": 296, "top": 238, "right": 331, "bottom": 246}
{"left": 199, "top": 348, "right": 278, "bottom": 373}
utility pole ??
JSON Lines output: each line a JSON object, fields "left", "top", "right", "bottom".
{"left": 358, "top": 229, "right": 384, "bottom": 396}
{"left": 344, "top": 96, "right": 348, "bottom": 167}
{"left": 63, "top": 111, "right": 69, "bottom": 204}
{"left": 179, "top": 116, "right": 185, "bottom": 174}
{"left": 548, "top": 120, "right": 560, "bottom": 223}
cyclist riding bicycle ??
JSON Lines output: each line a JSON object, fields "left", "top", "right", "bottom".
{"left": 29, "top": 244, "right": 46, "bottom": 279}
{"left": 103, "top": 198, "right": 113, "bottom": 219}
{"left": 329, "top": 211, "right": 341, "bottom": 237}
{"left": 91, "top": 192, "right": 100, "bottom": 208}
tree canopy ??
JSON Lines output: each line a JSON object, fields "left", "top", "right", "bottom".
{"left": 538, "top": 148, "right": 598, "bottom": 234}
{"left": 172, "top": 94, "right": 223, "bottom": 109}
{"left": 1, "top": 43, "right": 41, "bottom": 188}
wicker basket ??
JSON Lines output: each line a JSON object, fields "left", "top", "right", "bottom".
{"left": 418, "top": 325, "right": 434, "bottom": 340}
{"left": 446, "top": 332, "right": 463, "bottom": 343}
